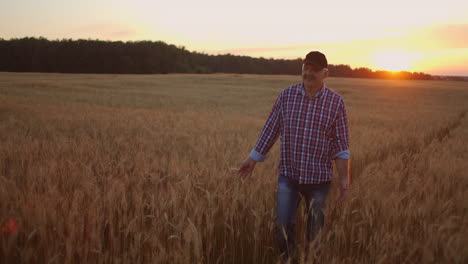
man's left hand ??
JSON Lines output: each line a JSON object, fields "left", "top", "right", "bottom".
{"left": 338, "top": 180, "right": 348, "bottom": 202}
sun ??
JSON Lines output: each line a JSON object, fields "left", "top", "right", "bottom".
{"left": 372, "top": 50, "right": 421, "bottom": 72}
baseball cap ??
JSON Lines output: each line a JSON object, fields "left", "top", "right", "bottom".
{"left": 303, "top": 51, "right": 328, "bottom": 69}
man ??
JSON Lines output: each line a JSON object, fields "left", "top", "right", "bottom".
{"left": 238, "top": 51, "right": 350, "bottom": 261}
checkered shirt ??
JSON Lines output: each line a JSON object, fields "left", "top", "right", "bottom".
{"left": 250, "top": 82, "right": 349, "bottom": 184}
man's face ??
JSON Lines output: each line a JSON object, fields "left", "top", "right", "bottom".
{"left": 302, "top": 63, "right": 328, "bottom": 84}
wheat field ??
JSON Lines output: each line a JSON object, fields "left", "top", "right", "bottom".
{"left": 0, "top": 72, "right": 467, "bottom": 263}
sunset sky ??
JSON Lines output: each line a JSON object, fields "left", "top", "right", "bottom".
{"left": 1, "top": 0, "right": 467, "bottom": 76}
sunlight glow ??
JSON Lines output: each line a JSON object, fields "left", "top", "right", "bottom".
{"left": 371, "top": 50, "right": 422, "bottom": 72}
{"left": 1, "top": 0, "right": 467, "bottom": 75}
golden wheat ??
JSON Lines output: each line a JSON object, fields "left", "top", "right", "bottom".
{"left": 0, "top": 72, "right": 467, "bottom": 263}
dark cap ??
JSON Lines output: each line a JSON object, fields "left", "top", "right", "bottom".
{"left": 303, "top": 51, "right": 328, "bottom": 69}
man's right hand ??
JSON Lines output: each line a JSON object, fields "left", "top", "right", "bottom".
{"left": 238, "top": 157, "right": 257, "bottom": 180}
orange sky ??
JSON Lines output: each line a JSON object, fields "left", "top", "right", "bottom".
{"left": 1, "top": 0, "right": 467, "bottom": 75}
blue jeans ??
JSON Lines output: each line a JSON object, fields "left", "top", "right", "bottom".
{"left": 275, "top": 175, "right": 332, "bottom": 260}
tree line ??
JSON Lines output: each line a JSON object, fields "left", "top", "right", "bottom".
{"left": 0, "top": 37, "right": 438, "bottom": 80}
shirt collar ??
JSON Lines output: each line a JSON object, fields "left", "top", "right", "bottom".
{"left": 298, "top": 82, "right": 327, "bottom": 99}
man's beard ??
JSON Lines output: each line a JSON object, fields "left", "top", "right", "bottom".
{"left": 302, "top": 74, "right": 316, "bottom": 81}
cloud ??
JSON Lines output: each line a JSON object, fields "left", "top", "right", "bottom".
{"left": 209, "top": 45, "right": 309, "bottom": 57}
{"left": 424, "top": 24, "right": 468, "bottom": 50}
{"left": 212, "top": 23, "right": 468, "bottom": 55}
{"left": 109, "top": 29, "right": 138, "bottom": 39}
{"left": 198, "top": 24, "right": 468, "bottom": 75}
{"left": 74, "top": 23, "right": 138, "bottom": 40}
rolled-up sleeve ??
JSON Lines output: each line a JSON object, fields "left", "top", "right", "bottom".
{"left": 331, "top": 98, "right": 350, "bottom": 160}
{"left": 249, "top": 93, "right": 282, "bottom": 162}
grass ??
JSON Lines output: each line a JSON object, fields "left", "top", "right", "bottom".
{"left": 0, "top": 72, "right": 467, "bottom": 263}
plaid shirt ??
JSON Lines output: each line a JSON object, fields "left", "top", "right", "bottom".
{"left": 250, "top": 82, "right": 349, "bottom": 184}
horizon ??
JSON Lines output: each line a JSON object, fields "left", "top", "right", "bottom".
{"left": 1, "top": 0, "right": 467, "bottom": 76}
{"left": 2, "top": 36, "right": 466, "bottom": 78}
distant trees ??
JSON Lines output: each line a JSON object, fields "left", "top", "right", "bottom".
{"left": 0, "top": 37, "right": 436, "bottom": 80}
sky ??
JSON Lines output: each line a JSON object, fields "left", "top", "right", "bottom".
{"left": 1, "top": 0, "right": 468, "bottom": 76}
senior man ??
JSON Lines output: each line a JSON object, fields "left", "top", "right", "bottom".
{"left": 238, "top": 51, "right": 350, "bottom": 261}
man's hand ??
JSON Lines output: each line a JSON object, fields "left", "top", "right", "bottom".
{"left": 238, "top": 157, "right": 257, "bottom": 180}
{"left": 335, "top": 158, "right": 350, "bottom": 202}
{"left": 338, "top": 177, "right": 349, "bottom": 202}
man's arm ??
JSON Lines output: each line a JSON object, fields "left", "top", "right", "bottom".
{"left": 335, "top": 150, "right": 350, "bottom": 185}
{"left": 249, "top": 92, "right": 283, "bottom": 162}
{"left": 238, "top": 92, "right": 282, "bottom": 179}
{"left": 332, "top": 98, "right": 350, "bottom": 201}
